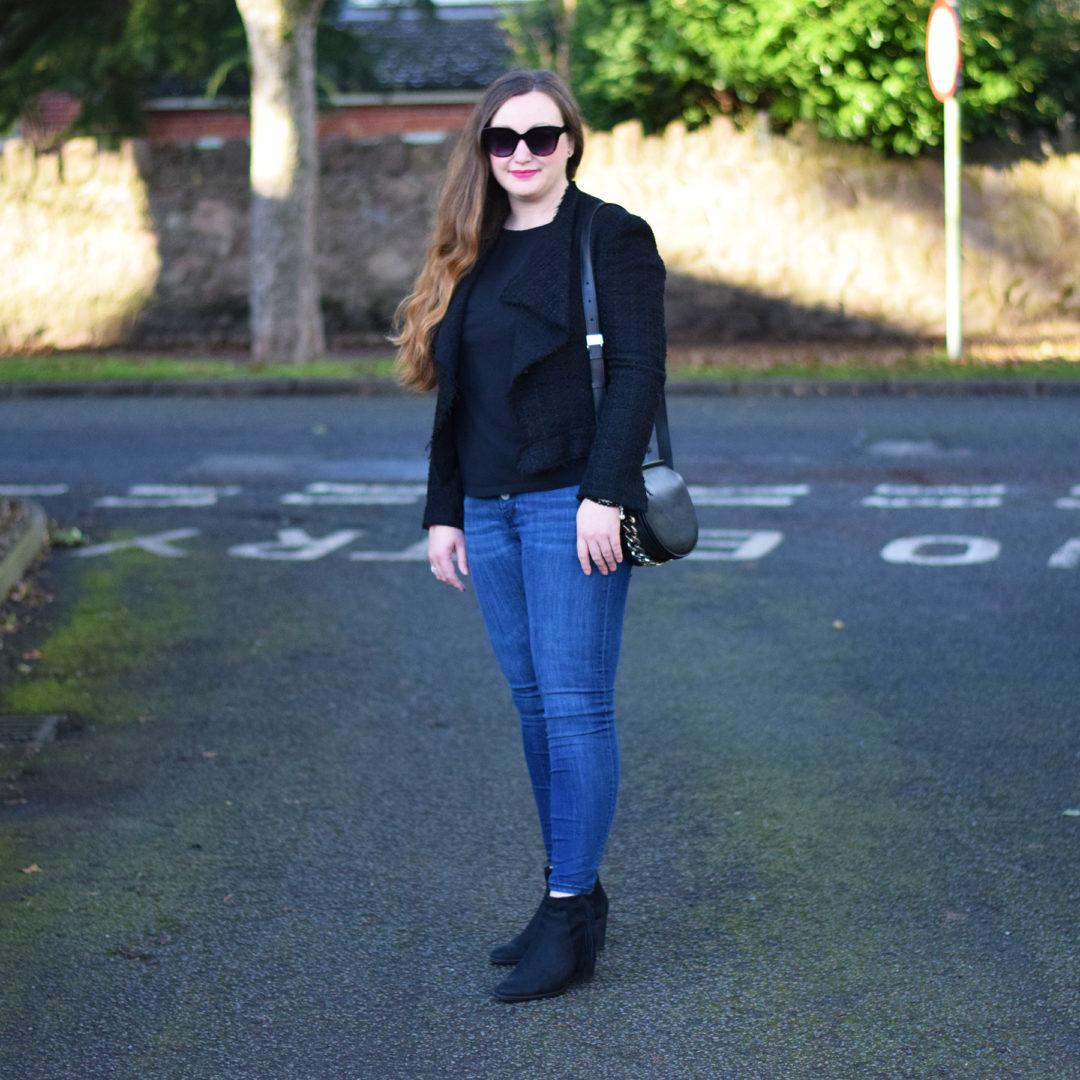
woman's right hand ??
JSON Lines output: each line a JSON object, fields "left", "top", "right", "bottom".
{"left": 428, "top": 525, "right": 469, "bottom": 592}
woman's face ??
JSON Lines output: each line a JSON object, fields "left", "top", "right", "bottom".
{"left": 485, "top": 90, "right": 573, "bottom": 212}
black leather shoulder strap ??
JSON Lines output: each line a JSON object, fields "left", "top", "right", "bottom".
{"left": 579, "top": 202, "right": 673, "bottom": 467}
{"left": 580, "top": 201, "right": 606, "bottom": 415}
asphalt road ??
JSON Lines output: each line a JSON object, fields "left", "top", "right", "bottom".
{"left": 0, "top": 393, "right": 1078, "bottom": 1080}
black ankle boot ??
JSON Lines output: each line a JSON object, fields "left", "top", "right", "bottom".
{"left": 491, "top": 893, "right": 596, "bottom": 1002}
{"left": 490, "top": 875, "right": 608, "bottom": 965}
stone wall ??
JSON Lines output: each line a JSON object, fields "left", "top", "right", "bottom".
{"left": 1, "top": 123, "right": 1078, "bottom": 352}
{"left": 0, "top": 139, "right": 160, "bottom": 350}
{"left": 578, "top": 120, "right": 1080, "bottom": 344}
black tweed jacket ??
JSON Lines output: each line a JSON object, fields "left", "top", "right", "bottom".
{"left": 422, "top": 182, "right": 667, "bottom": 530}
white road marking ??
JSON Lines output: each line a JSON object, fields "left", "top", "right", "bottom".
{"left": 282, "top": 482, "right": 426, "bottom": 506}
{"left": 33, "top": 475, "right": 1080, "bottom": 571}
{"left": 349, "top": 540, "right": 429, "bottom": 562}
{"left": 228, "top": 528, "right": 363, "bottom": 561}
{"left": 72, "top": 529, "right": 200, "bottom": 558}
{"left": 881, "top": 535, "right": 1001, "bottom": 566}
{"left": 688, "top": 485, "right": 809, "bottom": 507}
{"left": 1048, "top": 539, "right": 1080, "bottom": 569}
{"left": 865, "top": 440, "right": 973, "bottom": 458}
{"left": 686, "top": 529, "right": 784, "bottom": 560}
{"left": 0, "top": 484, "right": 69, "bottom": 496}
{"left": 95, "top": 485, "right": 241, "bottom": 508}
{"left": 1055, "top": 485, "right": 1080, "bottom": 510}
{"left": 862, "top": 484, "right": 1005, "bottom": 508}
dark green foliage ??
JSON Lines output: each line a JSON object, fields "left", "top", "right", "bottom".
{"left": 0, "top": 0, "right": 378, "bottom": 137}
{"left": 0, "top": 0, "right": 146, "bottom": 135}
{"left": 0, "top": 0, "right": 246, "bottom": 135}
{"left": 560, "top": 0, "right": 1080, "bottom": 154}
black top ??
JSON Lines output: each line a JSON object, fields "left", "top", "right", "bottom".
{"left": 423, "top": 183, "right": 667, "bottom": 530}
{"left": 455, "top": 224, "right": 585, "bottom": 497}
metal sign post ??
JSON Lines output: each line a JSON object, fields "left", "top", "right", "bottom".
{"left": 927, "top": 0, "right": 963, "bottom": 360}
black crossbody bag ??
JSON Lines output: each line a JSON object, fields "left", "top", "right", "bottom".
{"left": 580, "top": 203, "right": 698, "bottom": 566}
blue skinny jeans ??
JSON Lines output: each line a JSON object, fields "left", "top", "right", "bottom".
{"left": 464, "top": 486, "right": 630, "bottom": 896}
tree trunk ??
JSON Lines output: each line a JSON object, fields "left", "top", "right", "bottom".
{"left": 235, "top": 0, "right": 326, "bottom": 365}
{"left": 557, "top": 0, "right": 576, "bottom": 86}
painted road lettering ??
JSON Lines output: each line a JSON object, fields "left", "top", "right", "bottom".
{"left": 350, "top": 540, "right": 429, "bottom": 562}
{"left": 95, "top": 485, "right": 240, "bottom": 509}
{"left": 862, "top": 484, "right": 1005, "bottom": 509}
{"left": 0, "top": 484, "right": 70, "bottom": 496}
{"left": 687, "top": 529, "right": 785, "bottom": 560}
{"left": 61, "top": 527, "right": 1080, "bottom": 569}
{"left": 282, "top": 483, "right": 426, "bottom": 505}
{"left": 229, "top": 528, "right": 363, "bottom": 561}
{"left": 29, "top": 473, "right": 1080, "bottom": 569}
{"left": 1056, "top": 485, "right": 1080, "bottom": 510}
{"left": 688, "top": 485, "right": 809, "bottom": 507}
{"left": 1048, "top": 539, "right": 1080, "bottom": 569}
{"left": 73, "top": 529, "right": 201, "bottom": 559}
{"left": 881, "top": 535, "right": 1001, "bottom": 566}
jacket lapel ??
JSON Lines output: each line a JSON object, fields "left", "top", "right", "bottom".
{"left": 431, "top": 271, "right": 475, "bottom": 433}
{"left": 433, "top": 183, "right": 589, "bottom": 430}
{"left": 500, "top": 184, "right": 581, "bottom": 381}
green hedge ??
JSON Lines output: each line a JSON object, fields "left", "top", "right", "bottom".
{"left": 556, "top": 0, "right": 1080, "bottom": 155}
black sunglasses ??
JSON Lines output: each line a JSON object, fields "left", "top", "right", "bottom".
{"left": 481, "top": 125, "right": 568, "bottom": 158}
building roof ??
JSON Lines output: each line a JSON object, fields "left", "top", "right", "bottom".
{"left": 148, "top": 2, "right": 519, "bottom": 101}
{"left": 337, "top": 3, "right": 518, "bottom": 92}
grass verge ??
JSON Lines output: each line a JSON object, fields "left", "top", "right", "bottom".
{"left": 1, "top": 344, "right": 1079, "bottom": 384}
{"left": 665, "top": 339, "right": 1080, "bottom": 381}
{"left": 0, "top": 353, "right": 397, "bottom": 382}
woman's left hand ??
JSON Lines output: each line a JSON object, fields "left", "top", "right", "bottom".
{"left": 577, "top": 499, "right": 623, "bottom": 576}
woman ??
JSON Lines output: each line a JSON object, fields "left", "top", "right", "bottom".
{"left": 394, "top": 70, "right": 666, "bottom": 1002}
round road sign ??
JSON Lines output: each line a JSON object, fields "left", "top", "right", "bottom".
{"left": 926, "top": 0, "right": 962, "bottom": 102}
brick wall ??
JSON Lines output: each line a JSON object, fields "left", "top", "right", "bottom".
{"left": 143, "top": 102, "right": 475, "bottom": 143}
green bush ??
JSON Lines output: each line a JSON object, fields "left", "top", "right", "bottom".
{"left": 563, "top": 0, "right": 1080, "bottom": 155}
{"left": 0, "top": 0, "right": 368, "bottom": 139}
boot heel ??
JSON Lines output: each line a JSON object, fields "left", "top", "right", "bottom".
{"left": 590, "top": 877, "right": 609, "bottom": 952}
{"left": 576, "top": 907, "right": 597, "bottom": 980}
{"left": 594, "top": 912, "right": 607, "bottom": 952}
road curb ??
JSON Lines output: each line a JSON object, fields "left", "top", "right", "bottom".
{"left": 0, "top": 376, "right": 405, "bottom": 399}
{"left": 0, "top": 501, "right": 48, "bottom": 601}
{"left": 1, "top": 376, "right": 1078, "bottom": 399}
{"left": 665, "top": 377, "right": 1080, "bottom": 397}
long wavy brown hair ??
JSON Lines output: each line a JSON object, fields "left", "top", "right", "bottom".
{"left": 392, "top": 70, "right": 586, "bottom": 391}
